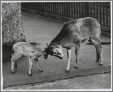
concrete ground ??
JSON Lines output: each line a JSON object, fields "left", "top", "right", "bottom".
{"left": 6, "top": 74, "right": 111, "bottom": 89}
{"left": 5, "top": 12, "right": 111, "bottom": 90}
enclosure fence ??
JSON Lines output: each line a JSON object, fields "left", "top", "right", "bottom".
{"left": 22, "top": 2, "right": 110, "bottom": 36}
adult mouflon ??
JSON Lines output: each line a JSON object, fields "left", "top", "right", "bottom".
{"left": 44, "top": 17, "right": 103, "bottom": 72}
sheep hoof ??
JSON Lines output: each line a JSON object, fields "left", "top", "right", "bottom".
{"left": 11, "top": 70, "right": 16, "bottom": 74}
{"left": 65, "top": 69, "right": 70, "bottom": 73}
{"left": 73, "top": 65, "right": 79, "bottom": 69}
{"left": 98, "top": 63, "right": 103, "bottom": 66}
{"left": 28, "top": 72, "right": 32, "bottom": 76}
{"left": 96, "top": 61, "right": 103, "bottom": 66}
{"left": 39, "top": 69, "right": 43, "bottom": 72}
{"left": 28, "top": 73, "right": 32, "bottom": 76}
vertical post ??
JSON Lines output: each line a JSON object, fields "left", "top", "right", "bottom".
{"left": 2, "top": 3, "right": 26, "bottom": 62}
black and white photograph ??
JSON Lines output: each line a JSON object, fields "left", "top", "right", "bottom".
{"left": 1, "top": 0, "right": 112, "bottom": 91}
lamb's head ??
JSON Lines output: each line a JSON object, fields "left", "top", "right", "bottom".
{"left": 44, "top": 43, "right": 63, "bottom": 59}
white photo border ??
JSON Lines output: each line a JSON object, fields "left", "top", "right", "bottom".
{"left": 1, "top": 0, "right": 112, "bottom": 91}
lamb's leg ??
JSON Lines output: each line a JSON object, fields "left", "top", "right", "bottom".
{"left": 11, "top": 55, "right": 16, "bottom": 73}
{"left": 11, "top": 53, "right": 21, "bottom": 73}
{"left": 34, "top": 57, "right": 43, "bottom": 72}
{"left": 36, "top": 61, "right": 43, "bottom": 72}
{"left": 65, "top": 49, "right": 72, "bottom": 72}
{"left": 28, "top": 57, "right": 33, "bottom": 76}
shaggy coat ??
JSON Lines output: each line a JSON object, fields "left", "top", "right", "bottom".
{"left": 11, "top": 42, "right": 46, "bottom": 76}
{"left": 46, "top": 17, "right": 102, "bottom": 72}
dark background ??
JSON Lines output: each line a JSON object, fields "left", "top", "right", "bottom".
{"left": 21, "top": 2, "right": 111, "bottom": 37}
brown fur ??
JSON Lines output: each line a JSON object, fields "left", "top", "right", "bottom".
{"left": 11, "top": 42, "right": 46, "bottom": 76}
{"left": 46, "top": 17, "right": 103, "bottom": 72}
